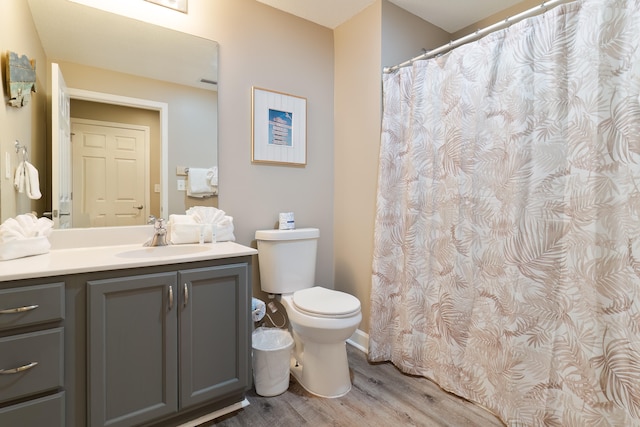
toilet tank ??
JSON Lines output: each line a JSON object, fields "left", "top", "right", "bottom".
{"left": 255, "top": 228, "right": 319, "bottom": 294}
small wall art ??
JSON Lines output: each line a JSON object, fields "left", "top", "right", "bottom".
{"left": 252, "top": 87, "right": 307, "bottom": 166}
{"left": 6, "top": 51, "right": 36, "bottom": 108}
{"left": 145, "top": 0, "right": 187, "bottom": 13}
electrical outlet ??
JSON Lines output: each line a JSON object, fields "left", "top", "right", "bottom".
{"left": 177, "top": 179, "right": 186, "bottom": 191}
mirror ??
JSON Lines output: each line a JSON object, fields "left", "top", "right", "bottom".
{"left": 26, "top": 0, "right": 218, "bottom": 228}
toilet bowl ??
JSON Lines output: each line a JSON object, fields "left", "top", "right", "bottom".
{"left": 280, "top": 287, "right": 361, "bottom": 398}
{"left": 255, "top": 228, "right": 362, "bottom": 398}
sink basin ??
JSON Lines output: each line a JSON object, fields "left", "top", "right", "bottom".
{"left": 116, "top": 245, "right": 212, "bottom": 259}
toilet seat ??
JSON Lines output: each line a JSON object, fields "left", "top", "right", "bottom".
{"left": 292, "top": 287, "right": 360, "bottom": 318}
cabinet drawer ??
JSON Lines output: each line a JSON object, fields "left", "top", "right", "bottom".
{"left": 0, "top": 328, "right": 64, "bottom": 404}
{"left": 0, "top": 282, "right": 65, "bottom": 331}
{"left": 0, "top": 391, "right": 65, "bottom": 427}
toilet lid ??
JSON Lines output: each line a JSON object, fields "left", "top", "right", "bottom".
{"left": 292, "top": 287, "right": 360, "bottom": 317}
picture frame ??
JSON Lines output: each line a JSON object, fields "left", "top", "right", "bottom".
{"left": 252, "top": 87, "right": 307, "bottom": 166}
{"left": 145, "top": 0, "right": 188, "bottom": 13}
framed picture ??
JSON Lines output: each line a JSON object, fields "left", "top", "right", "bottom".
{"left": 252, "top": 87, "right": 307, "bottom": 166}
{"left": 145, "top": 0, "right": 188, "bottom": 13}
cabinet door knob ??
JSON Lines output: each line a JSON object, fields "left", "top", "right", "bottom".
{"left": 0, "top": 361, "right": 38, "bottom": 375}
{"left": 168, "top": 286, "right": 174, "bottom": 310}
{"left": 183, "top": 283, "right": 189, "bottom": 307}
{"left": 0, "top": 304, "right": 39, "bottom": 314}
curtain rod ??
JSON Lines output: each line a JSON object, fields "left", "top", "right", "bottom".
{"left": 384, "top": 0, "right": 575, "bottom": 73}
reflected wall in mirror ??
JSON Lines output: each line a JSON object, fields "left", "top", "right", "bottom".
{"left": 24, "top": 0, "right": 219, "bottom": 228}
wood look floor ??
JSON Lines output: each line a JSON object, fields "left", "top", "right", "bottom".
{"left": 208, "top": 345, "right": 505, "bottom": 427}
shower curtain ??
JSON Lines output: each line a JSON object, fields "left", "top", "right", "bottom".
{"left": 370, "top": 0, "right": 640, "bottom": 425}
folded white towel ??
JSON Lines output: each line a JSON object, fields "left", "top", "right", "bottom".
{"left": 0, "top": 213, "right": 53, "bottom": 243}
{"left": 169, "top": 223, "right": 216, "bottom": 244}
{"left": 168, "top": 207, "right": 235, "bottom": 244}
{"left": 208, "top": 166, "right": 218, "bottom": 187}
{"left": 168, "top": 214, "right": 197, "bottom": 225}
{"left": 0, "top": 213, "right": 53, "bottom": 260}
{"left": 14, "top": 160, "right": 42, "bottom": 200}
{"left": 186, "top": 206, "right": 225, "bottom": 224}
{"left": 0, "top": 236, "right": 50, "bottom": 261}
{"left": 215, "top": 215, "right": 236, "bottom": 242}
{"left": 187, "top": 167, "right": 217, "bottom": 198}
{"left": 168, "top": 214, "right": 201, "bottom": 244}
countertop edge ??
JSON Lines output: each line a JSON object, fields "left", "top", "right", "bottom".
{"left": 0, "top": 241, "right": 258, "bottom": 283}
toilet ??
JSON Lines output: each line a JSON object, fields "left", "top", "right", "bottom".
{"left": 255, "top": 228, "right": 361, "bottom": 398}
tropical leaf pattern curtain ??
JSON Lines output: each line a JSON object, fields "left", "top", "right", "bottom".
{"left": 370, "top": 1, "right": 640, "bottom": 425}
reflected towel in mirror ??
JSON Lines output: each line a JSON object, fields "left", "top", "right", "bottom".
{"left": 14, "top": 160, "right": 42, "bottom": 200}
{"left": 187, "top": 167, "right": 218, "bottom": 198}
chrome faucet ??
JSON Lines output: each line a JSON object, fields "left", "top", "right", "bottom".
{"left": 145, "top": 216, "right": 169, "bottom": 246}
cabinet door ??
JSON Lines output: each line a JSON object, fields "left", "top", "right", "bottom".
{"left": 178, "top": 263, "right": 250, "bottom": 409}
{"left": 87, "top": 272, "right": 178, "bottom": 427}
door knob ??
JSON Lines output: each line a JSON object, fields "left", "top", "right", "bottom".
{"left": 133, "top": 205, "right": 144, "bottom": 210}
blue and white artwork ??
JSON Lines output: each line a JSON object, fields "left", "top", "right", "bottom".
{"left": 268, "top": 109, "right": 293, "bottom": 147}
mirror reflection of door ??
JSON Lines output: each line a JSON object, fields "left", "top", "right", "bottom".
{"left": 71, "top": 119, "right": 150, "bottom": 227}
{"left": 51, "top": 63, "right": 73, "bottom": 229}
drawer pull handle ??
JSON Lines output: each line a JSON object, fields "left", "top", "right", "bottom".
{"left": 0, "top": 304, "right": 39, "bottom": 314}
{"left": 183, "top": 283, "right": 189, "bottom": 307}
{"left": 168, "top": 286, "right": 174, "bottom": 310}
{"left": 0, "top": 361, "right": 38, "bottom": 375}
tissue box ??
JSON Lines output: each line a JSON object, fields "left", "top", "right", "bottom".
{"left": 0, "top": 236, "right": 51, "bottom": 261}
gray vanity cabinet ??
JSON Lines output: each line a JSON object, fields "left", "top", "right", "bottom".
{"left": 0, "top": 281, "right": 66, "bottom": 427}
{"left": 87, "top": 262, "right": 250, "bottom": 427}
{"left": 87, "top": 272, "right": 178, "bottom": 427}
{"left": 179, "top": 264, "right": 250, "bottom": 409}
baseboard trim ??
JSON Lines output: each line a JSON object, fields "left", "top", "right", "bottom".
{"left": 347, "top": 328, "right": 369, "bottom": 354}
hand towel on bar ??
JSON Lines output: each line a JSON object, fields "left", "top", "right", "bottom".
{"left": 187, "top": 167, "right": 218, "bottom": 198}
{"left": 14, "top": 160, "right": 42, "bottom": 199}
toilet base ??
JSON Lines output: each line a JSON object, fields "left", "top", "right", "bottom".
{"left": 289, "top": 340, "right": 352, "bottom": 398}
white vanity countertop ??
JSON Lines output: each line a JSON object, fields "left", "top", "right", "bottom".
{"left": 0, "top": 241, "right": 258, "bottom": 282}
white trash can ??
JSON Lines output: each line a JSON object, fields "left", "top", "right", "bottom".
{"left": 252, "top": 327, "right": 294, "bottom": 397}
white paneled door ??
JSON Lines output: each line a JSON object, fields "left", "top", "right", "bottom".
{"left": 71, "top": 119, "right": 149, "bottom": 227}
{"left": 51, "top": 63, "right": 72, "bottom": 229}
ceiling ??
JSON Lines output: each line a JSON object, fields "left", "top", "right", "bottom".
{"left": 255, "top": 0, "right": 527, "bottom": 33}
{"left": 27, "top": 0, "right": 218, "bottom": 90}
